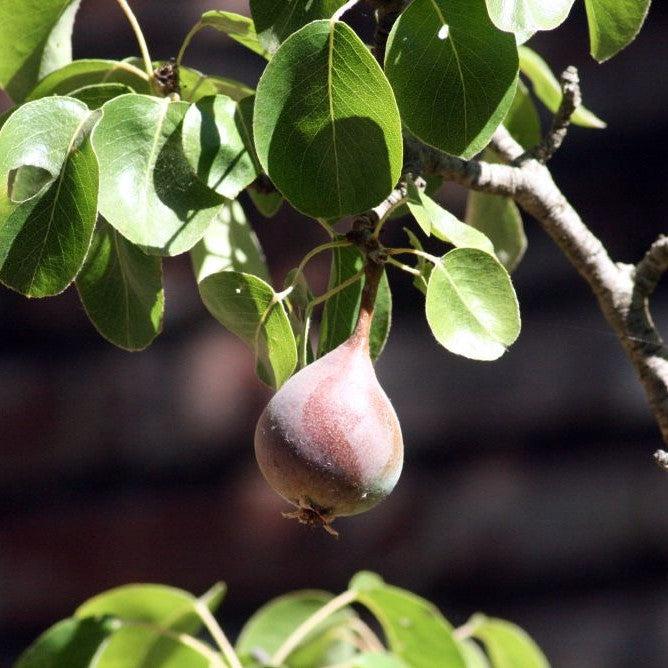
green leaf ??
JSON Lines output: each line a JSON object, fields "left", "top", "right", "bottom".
{"left": 25, "top": 59, "right": 151, "bottom": 100}
{"left": 518, "top": 46, "right": 606, "bottom": 129}
{"left": 179, "top": 66, "right": 255, "bottom": 103}
{"left": 76, "top": 218, "right": 164, "bottom": 351}
{"left": 200, "top": 10, "right": 270, "bottom": 59}
{"left": 317, "top": 246, "right": 391, "bottom": 361}
{"left": 91, "top": 625, "right": 212, "bottom": 668}
{"left": 457, "top": 639, "right": 491, "bottom": 668}
{"left": 385, "top": 0, "right": 518, "bottom": 158}
{"left": 425, "top": 248, "right": 521, "bottom": 361}
{"left": 70, "top": 82, "right": 135, "bottom": 109}
{"left": 465, "top": 190, "right": 527, "bottom": 273}
{"left": 406, "top": 179, "right": 495, "bottom": 254}
{"left": 254, "top": 20, "right": 403, "bottom": 218}
{"left": 403, "top": 227, "right": 431, "bottom": 295}
{"left": 15, "top": 617, "right": 115, "bottom": 668}
{"left": 0, "top": 97, "right": 99, "bottom": 297}
{"left": 182, "top": 94, "right": 260, "bottom": 200}
{"left": 350, "top": 654, "right": 409, "bottom": 668}
{"left": 248, "top": 184, "right": 284, "bottom": 218}
{"left": 191, "top": 200, "right": 269, "bottom": 283}
{"left": 349, "top": 572, "right": 466, "bottom": 668}
{"left": 0, "top": 0, "right": 81, "bottom": 102}
{"left": 484, "top": 0, "right": 576, "bottom": 34}
{"left": 471, "top": 616, "right": 549, "bottom": 668}
{"left": 235, "top": 590, "right": 356, "bottom": 664}
{"left": 503, "top": 80, "right": 541, "bottom": 149}
{"left": 198, "top": 271, "right": 297, "bottom": 388}
{"left": 283, "top": 267, "right": 315, "bottom": 365}
{"left": 91, "top": 93, "right": 224, "bottom": 256}
{"left": 250, "top": 0, "right": 347, "bottom": 54}
{"left": 584, "top": 0, "right": 651, "bottom": 62}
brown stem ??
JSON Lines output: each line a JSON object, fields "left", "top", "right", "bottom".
{"left": 352, "top": 260, "right": 383, "bottom": 349}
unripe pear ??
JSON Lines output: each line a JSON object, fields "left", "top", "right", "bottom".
{"left": 254, "top": 262, "right": 404, "bottom": 535}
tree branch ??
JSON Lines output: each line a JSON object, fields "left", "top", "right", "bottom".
{"left": 417, "top": 67, "right": 668, "bottom": 459}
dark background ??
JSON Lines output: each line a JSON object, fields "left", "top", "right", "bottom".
{"left": 1, "top": 1, "right": 668, "bottom": 666}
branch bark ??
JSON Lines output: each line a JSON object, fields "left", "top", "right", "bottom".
{"left": 417, "top": 69, "right": 668, "bottom": 461}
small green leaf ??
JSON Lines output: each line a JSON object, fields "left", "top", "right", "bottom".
{"left": 584, "top": 0, "right": 651, "bottom": 62}
{"left": 92, "top": 93, "right": 224, "bottom": 256}
{"left": 485, "top": 0, "right": 576, "bottom": 34}
{"left": 317, "top": 246, "right": 391, "bottom": 361}
{"left": 465, "top": 190, "right": 527, "bottom": 273}
{"left": 199, "top": 271, "right": 297, "bottom": 388}
{"left": 250, "top": 0, "right": 347, "bottom": 54}
{"left": 403, "top": 227, "right": 431, "bottom": 295}
{"left": 0, "top": 97, "right": 99, "bottom": 297}
{"left": 235, "top": 590, "right": 356, "bottom": 663}
{"left": 191, "top": 200, "right": 269, "bottom": 283}
{"left": 200, "top": 10, "right": 270, "bottom": 59}
{"left": 350, "top": 653, "right": 409, "bottom": 668}
{"left": 15, "top": 617, "right": 115, "bottom": 668}
{"left": 70, "top": 82, "right": 135, "bottom": 109}
{"left": 284, "top": 267, "right": 315, "bottom": 365}
{"left": 76, "top": 218, "right": 164, "bottom": 351}
{"left": 407, "top": 180, "right": 495, "bottom": 255}
{"left": 471, "top": 616, "right": 549, "bottom": 668}
{"left": 457, "top": 639, "right": 491, "bottom": 668}
{"left": 182, "top": 94, "right": 260, "bottom": 200}
{"left": 425, "top": 248, "right": 521, "bottom": 361}
{"left": 0, "top": 0, "right": 81, "bottom": 102}
{"left": 386, "top": 0, "right": 518, "bottom": 158}
{"left": 248, "top": 183, "right": 284, "bottom": 218}
{"left": 349, "top": 572, "right": 467, "bottom": 668}
{"left": 179, "top": 66, "right": 255, "bottom": 103}
{"left": 518, "top": 46, "right": 606, "bottom": 129}
{"left": 503, "top": 80, "right": 541, "bottom": 149}
{"left": 254, "top": 20, "right": 403, "bottom": 218}
{"left": 25, "top": 58, "right": 151, "bottom": 100}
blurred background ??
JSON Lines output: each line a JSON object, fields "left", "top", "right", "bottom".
{"left": 1, "top": 1, "right": 668, "bottom": 666}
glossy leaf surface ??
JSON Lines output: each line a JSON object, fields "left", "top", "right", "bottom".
{"left": 200, "top": 10, "right": 269, "bottom": 59}
{"left": 472, "top": 616, "right": 550, "bottom": 668}
{"left": 485, "top": 0, "right": 576, "bottom": 34}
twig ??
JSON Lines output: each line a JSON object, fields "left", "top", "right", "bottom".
{"left": 634, "top": 235, "right": 668, "bottom": 302}
{"left": 113, "top": 0, "right": 153, "bottom": 79}
{"left": 195, "top": 601, "right": 242, "bottom": 668}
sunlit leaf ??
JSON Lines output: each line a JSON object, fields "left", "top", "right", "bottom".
{"left": 199, "top": 10, "right": 270, "bottom": 59}
{"left": 485, "top": 0, "right": 576, "bottom": 34}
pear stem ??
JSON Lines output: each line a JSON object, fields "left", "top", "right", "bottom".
{"left": 351, "top": 260, "right": 383, "bottom": 349}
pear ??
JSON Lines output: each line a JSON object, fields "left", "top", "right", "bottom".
{"left": 254, "top": 262, "right": 404, "bottom": 535}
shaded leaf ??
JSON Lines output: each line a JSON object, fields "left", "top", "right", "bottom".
{"left": 349, "top": 572, "right": 466, "bottom": 668}
{"left": 503, "top": 80, "right": 541, "bottom": 149}
{"left": 15, "top": 617, "right": 115, "bottom": 668}
{"left": 70, "top": 82, "right": 134, "bottom": 109}
{"left": 198, "top": 271, "right": 297, "bottom": 388}
{"left": 191, "top": 199, "right": 269, "bottom": 283}
{"left": 183, "top": 94, "right": 260, "bottom": 200}
{"left": 386, "top": 0, "right": 518, "bottom": 158}
{"left": 425, "top": 248, "right": 521, "bottom": 361}
{"left": 584, "top": 0, "right": 651, "bottom": 62}
{"left": 0, "top": 97, "right": 98, "bottom": 297}
{"left": 471, "top": 616, "right": 549, "bottom": 668}
{"left": 518, "top": 46, "right": 606, "bottom": 129}
{"left": 0, "top": 0, "right": 80, "bottom": 102}
{"left": 76, "top": 218, "right": 164, "bottom": 351}
{"left": 250, "top": 0, "right": 347, "bottom": 54}
{"left": 248, "top": 185, "right": 284, "bottom": 218}
{"left": 179, "top": 66, "right": 254, "bottom": 103}
{"left": 92, "top": 93, "right": 224, "bottom": 256}
{"left": 200, "top": 11, "right": 270, "bottom": 59}
{"left": 403, "top": 227, "right": 431, "bottom": 295}
{"left": 485, "top": 0, "right": 576, "bottom": 34}
{"left": 254, "top": 20, "right": 403, "bottom": 218}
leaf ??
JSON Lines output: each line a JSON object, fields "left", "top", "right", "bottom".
{"left": 406, "top": 179, "right": 495, "bottom": 254}
{"left": 349, "top": 572, "right": 466, "bottom": 668}
{"left": 250, "top": 0, "right": 347, "bottom": 54}
{"left": 76, "top": 218, "right": 164, "bottom": 351}
{"left": 25, "top": 58, "right": 151, "bottom": 100}
{"left": 385, "top": 0, "right": 518, "bottom": 158}
{"left": 191, "top": 199, "right": 269, "bottom": 283}
{"left": 91, "top": 626, "right": 212, "bottom": 668}
{"left": 248, "top": 184, "right": 284, "bottom": 218}
{"left": 198, "top": 271, "right": 297, "bottom": 388}
{"left": 518, "top": 46, "right": 606, "bottom": 129}
{"left": 179, "top": 66, "right": 255, "bottom": 103}
{"left": 403, "top": 227, "right": 431, "bottom": 295}
{"left": 471, "top": 616, "right": 550, "bottom": 668}
{"left": 254, "top": 20, "right": 403, "bottom": 218}
{"left": 15, "top": 617, "right": 115, "bottom": 668}
{"left": 317, "top": 246, "right": 392, "bottom": 361}
{"left": 199, "top": 10, "right": 270, "bottom": 59}
{"left": 425, "top": 248, "right": 521, "bottom": 361}
{"left": 0, "top": 97, "right": 99, "bottom": 297}
{"left": 465, "top": 190, "right": 527, "bottom": 273}
{"left": 503, "top": 80, "right": 541, "bottom": 149}
{"left": 235, "top": 590, "right": 356, "bottom": 664}
{"left": 91, "top": 93, "right": 224, "bottom": 257}
{"left": 457, "top": 639, "right": 491, "bottom": 668}
{"left": 484, "top": 0, "right": 576, "bottom": 34}
{"left": 584, "top": 0, "right": 651, "bottom": 62}
{"left": 182, "top": 94, "right": 260, "bottom": 200}
{"left": 350, "top": 654, "right": 409, "bottom": 668}
{"left": 70, "top": 82, "right": 135, "bottom": 109}
{"left": 0, "top": 0, "right": 81, "bottom": 102}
